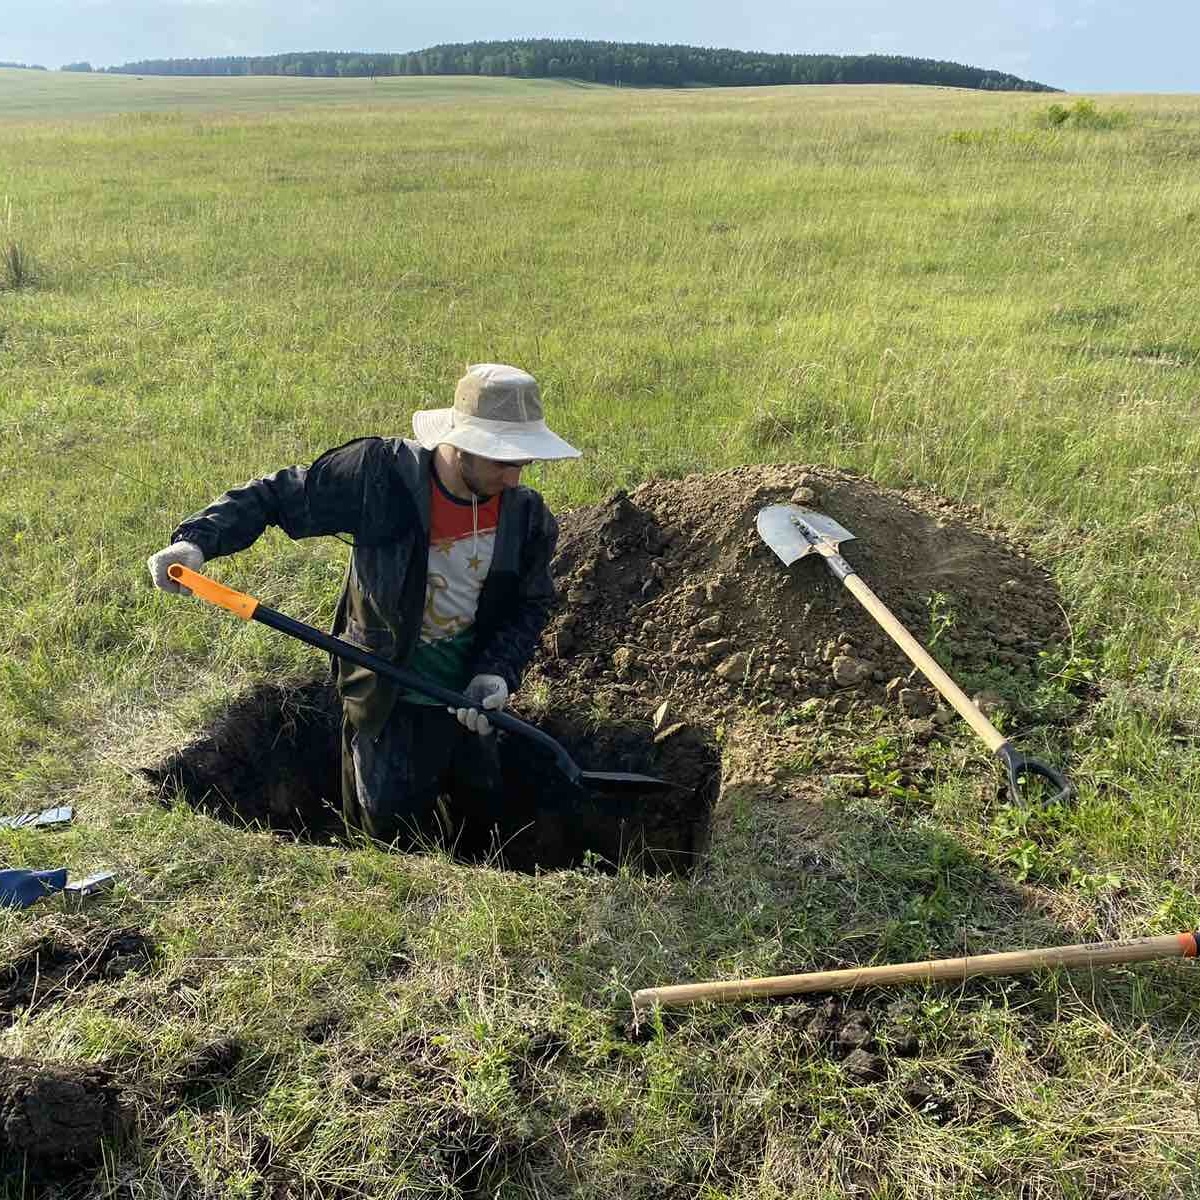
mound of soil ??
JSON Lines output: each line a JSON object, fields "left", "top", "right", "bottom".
{"left": 0, "top": 1057, "right": 126, "bottom": 1175}
{"left": 533, "top": 463, "right": 1066, "bottom": 728}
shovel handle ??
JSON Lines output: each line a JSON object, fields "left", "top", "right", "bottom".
{"left": 830, "top": 559, "right": 1072, "bottom": 805}
{"left": 840, "top": 570, "right": 1007, "bottom": 751}
{"left": 168, "top": 563, "right": 259, "bottom": 620}
{"left": 167, "top": 565, "right": 584, "bottom": 785}
{"left": 633, "top": 931, "right": 1199, "bottom": 1010}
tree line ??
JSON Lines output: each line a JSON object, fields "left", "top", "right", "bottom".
{"left": 96, "top": 40, "right": 1056, "bottom": 91}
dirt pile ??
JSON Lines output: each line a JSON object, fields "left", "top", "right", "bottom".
{"left": 0, "top": 1058, "right": 126, "bottom": 1174}
{"left": 147, "top": 464, "right": 1069, "bottom": 862}
{"left": 530, "top": 464, "right": 1066, "bottom": 731}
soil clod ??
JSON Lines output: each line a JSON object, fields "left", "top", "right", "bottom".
{"left": 169, "top": 1037, "right": 245, "bottom": 1107}
{"left": 1, "top": 923, "right": 154, "bottom": 1025}
{"left": 0, "top": 1057, "right": 126, "bottom": 1176}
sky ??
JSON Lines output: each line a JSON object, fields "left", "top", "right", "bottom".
{"left": 4, "top": 0, "right": 1196, "bottom": 93}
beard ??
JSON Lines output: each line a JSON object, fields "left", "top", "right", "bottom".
{"left": 457, "top": 453, "right": 493, "bottom": 500}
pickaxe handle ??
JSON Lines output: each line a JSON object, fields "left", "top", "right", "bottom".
{"left": 633, "top": 931, "right": 1199, "bottom": 1011}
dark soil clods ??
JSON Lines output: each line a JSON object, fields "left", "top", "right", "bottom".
{"left": 302, "top": 1010, "right": 346, "bottom": 1044}
{"left": 166, "top": 1037, "right": 247, "bottom": 1110}
{"left": 0, "top": 923, "right": 155, "bottom": 1024}
{"left": 0, "top": 1057, "right": 127, "bottom": 1175}
{"left": 428, "top": 1108, "right": 545, "bottom": 1198}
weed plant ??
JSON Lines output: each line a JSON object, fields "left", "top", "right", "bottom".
{"left": 1035, "top": 97, "right": 1131, "bottom": 130}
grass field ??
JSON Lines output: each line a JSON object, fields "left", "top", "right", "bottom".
{"left": 2, "top": 70, "right": 1200, "bottom": 1197}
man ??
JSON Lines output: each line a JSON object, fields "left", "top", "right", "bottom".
{"left": 147, "top": 363, "right": 580, "bottom": 844}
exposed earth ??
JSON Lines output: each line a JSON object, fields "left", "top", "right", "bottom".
{"left": 6, "top": 465, "right": 1077, "bottom": 1188}
{"left": 535, "top": 462, "right": 1064, "bottom": 730}
{"left": 144, "top": 463, "right": 1069, "bottom": 869}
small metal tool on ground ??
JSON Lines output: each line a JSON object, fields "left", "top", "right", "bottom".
{"left": 756, "top": 505, "right": 1071, "bottom": 805}
{"left": 63, "top": 871, "right": 118, "bottom": 903}
{"left": 0, "top": 805, "right": 74, "bottom": 831}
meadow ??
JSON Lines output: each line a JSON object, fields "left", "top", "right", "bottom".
{"left": 2, "top": 69, "right": 1200, "bottom": 1197}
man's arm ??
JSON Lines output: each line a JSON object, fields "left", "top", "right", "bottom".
{"left": 169, "top": 437, "right": 385, "bottom": 560}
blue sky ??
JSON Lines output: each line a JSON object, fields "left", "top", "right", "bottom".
{"left": 5, "top": 0, "right": 1196, "bottom": 92}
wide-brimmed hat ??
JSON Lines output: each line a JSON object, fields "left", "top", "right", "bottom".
{"left": 412, "top": 364, "right": 582, "bottom": 461}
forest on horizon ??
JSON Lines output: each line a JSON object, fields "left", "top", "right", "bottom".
{"left": 52, "top": 39, "right": 1058, "bottom": 91}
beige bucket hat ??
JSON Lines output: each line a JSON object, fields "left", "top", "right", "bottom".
{"left": 412, "top": 364, "right": 582, "bottom": 461}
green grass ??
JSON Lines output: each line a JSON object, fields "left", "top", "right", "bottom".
{"left": 0, "top": 67, "right": 589, "bottom": 117}
{"left": 2, "top": 75, "right": 1200, "bottom": 1197}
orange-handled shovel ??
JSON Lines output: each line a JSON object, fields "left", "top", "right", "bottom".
{"left": 633, "top": 930, "right": 1199, "bottom": 1011}
{"left": 167, "top": 564, "right": 676, "bottom": 799}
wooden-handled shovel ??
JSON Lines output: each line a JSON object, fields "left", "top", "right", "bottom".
{"left": 633, "top": 931, "right": 1199, "bottom": 1010}
{"left": 756, "top": 505, "right": 1071, "bottom": 806}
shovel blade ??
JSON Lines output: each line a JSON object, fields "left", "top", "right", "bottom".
{"left": 756, "top": 505, "right": 857, "bottom": 566}
{"left": 580, "top": 770, "right": 677, "bottom": 795}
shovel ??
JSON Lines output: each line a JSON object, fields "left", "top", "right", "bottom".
{"left": 167, "top": 564, "right": 676, "bottom": 799}
{"left": 755, "top": 505, "right": 1071, "bottom": 805}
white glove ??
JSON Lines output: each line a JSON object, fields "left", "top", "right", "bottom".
{"left": 147, "top": 541, "right": 205, "bottom": 594}
{"left": 451, "top": 674, "right": 509, "bottom": 736}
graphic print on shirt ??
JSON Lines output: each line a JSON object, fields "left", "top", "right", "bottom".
{"left": 420, "top": 482, "right": 501, "bottom": 643}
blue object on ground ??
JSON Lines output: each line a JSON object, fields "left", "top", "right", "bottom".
{"left": 0, "top": 867, "right": 69, "bottom": 909}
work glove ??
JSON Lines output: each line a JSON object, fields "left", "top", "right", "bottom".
{"left": 147, "top": 541, "right": 205, "bottom": 594}
{"left": 0, "top": 867, "right": 68, "bottom": 910}
{"left": 451, "top": 674, "right": 509, "bottom": 736}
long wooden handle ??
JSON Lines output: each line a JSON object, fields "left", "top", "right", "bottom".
{"left": 633, "top": 932, "right": 1198, "bottom": 1010}
{"left": 830, "top": 557, "right": 1007, "bottom": 753}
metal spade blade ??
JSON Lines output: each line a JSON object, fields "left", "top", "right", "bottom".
{"left": 756, "top": 505, "right": 856, "bottom": 566}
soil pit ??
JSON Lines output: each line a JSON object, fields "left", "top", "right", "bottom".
{"left": 145, "top": 464, "right": 1069, "bottom": 866}
{"left": 143, "top": 680, "right": 719, "bottom": 876}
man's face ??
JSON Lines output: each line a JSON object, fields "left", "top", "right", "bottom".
{"left": 458, "top": 450, "right": 532, "bottom": 498}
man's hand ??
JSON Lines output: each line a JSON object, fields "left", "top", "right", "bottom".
{"left": 451, "top": 674, "right": 509, "bottom": 736}
{"left": 147, "top": 541, "right": 205, "bottom": 594}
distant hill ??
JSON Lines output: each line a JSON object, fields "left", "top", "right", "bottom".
{"left": 102, "top": 39, "right": 1058, "bottom": 92}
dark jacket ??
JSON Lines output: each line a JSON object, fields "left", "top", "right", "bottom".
{"left": 172, "top": 437, "right": 559, "bottom": 740}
